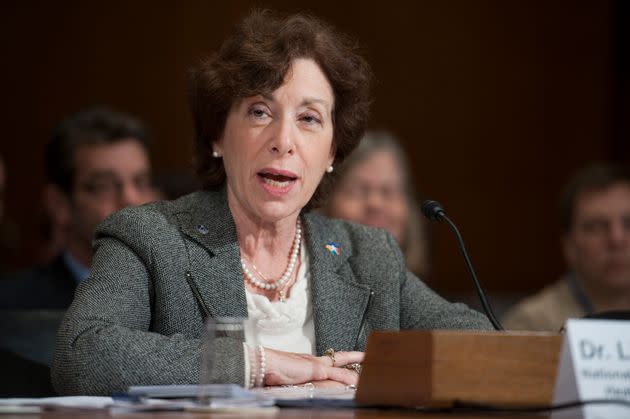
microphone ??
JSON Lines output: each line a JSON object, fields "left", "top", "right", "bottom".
{"left": 421, "top": 200, "right": 446, "bottom": 222}
{"left": 421, "top": 200, "right": 503, "bottom": 330}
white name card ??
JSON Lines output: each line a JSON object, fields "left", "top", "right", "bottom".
{"left": 552, "top": 319, "right": 630, "bottom": 419}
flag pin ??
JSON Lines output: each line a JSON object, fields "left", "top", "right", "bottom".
{"left": 325, "top": 242, "right": 340, "bottom": 255}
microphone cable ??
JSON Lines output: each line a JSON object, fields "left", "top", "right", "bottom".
{"left": 421, "top": 200, "right": 503, "bottom": 330}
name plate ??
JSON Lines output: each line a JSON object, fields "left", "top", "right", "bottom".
{"left": 553, "top": 319, "right": 630, "bottom": 419}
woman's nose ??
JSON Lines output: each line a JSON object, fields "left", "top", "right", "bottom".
{"left": 268, "top": 116, "right": 294, "bottom": 156}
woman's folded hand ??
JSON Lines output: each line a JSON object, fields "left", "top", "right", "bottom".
{"left": 263, "top": 348, "right": 364, "bottom": 387}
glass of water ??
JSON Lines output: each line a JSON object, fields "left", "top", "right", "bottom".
{"left": 197, "top": 317, "right": 245, "bottom": 405}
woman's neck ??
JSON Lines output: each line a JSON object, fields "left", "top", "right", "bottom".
{"left": 227, "top": 188, "right": 300, "bottom": 277}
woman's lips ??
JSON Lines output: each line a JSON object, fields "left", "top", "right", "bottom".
{"left": 257, "top": 169, "right": 298, "bottom": 196}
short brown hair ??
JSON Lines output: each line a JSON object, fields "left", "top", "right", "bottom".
{"left": 46, "top": 106, "right": 150, "bottom": 195}
{"left": 189, "top": 9, "right": 372, "bottom": 207}
{"left": 560, "top": 163, "right": 630, "bottom": 232}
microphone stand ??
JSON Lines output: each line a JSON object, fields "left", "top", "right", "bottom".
{"left": 423, "top": 200, "right": 503, "bottom": 330}
{"left": 441, "top": 213, "right": 503, "bottom": 330}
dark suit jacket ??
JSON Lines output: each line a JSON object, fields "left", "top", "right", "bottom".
{"left": 0, "top": 255, "right": 77, "bottom": 310}
{"left": 0, "top": 309, "right": 65, "bottom": 397}
{"left": 0, "top": 256, "right": 74, "bottom": 396}
{"left": 52, "top": 189, "right": 491, "bottom": 395}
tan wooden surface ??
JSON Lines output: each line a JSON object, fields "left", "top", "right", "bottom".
{"left": 356, "top": 331, "right": 562, "bottom": 407}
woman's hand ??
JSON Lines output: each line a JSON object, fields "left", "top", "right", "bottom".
{"left": 263, "top": 348, "right": 364, "bottom": 387}
{"left": 310, "top": 380, "right": 350, "bottom": 389}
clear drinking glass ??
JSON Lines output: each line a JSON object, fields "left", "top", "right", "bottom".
{"left": 197, "top": 317, "right": 245, "bottom": 405}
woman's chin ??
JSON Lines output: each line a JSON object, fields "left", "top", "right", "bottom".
{"left": 254, "top": 200, "right": 303, "bottom": 223}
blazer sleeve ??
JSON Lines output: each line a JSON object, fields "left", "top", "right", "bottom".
{"left": 51, "top": 209, "right": 245, "bottom": 396}
{"left": 393, "top": 234, "right": 493, "bottom": 331}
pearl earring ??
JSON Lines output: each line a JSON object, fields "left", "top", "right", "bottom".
{"left": 212, "top": 151, "right": 221, "bottom": 158}
{"left": 326, "top": 165, "right": 334, "bottom": 173}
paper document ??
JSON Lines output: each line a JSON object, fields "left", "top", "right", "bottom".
{"left": 0, "top": 396, "right": 113, "bottom": 410}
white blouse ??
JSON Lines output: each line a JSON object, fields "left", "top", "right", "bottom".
{"left": 242, "top": 243, "right": 316, "bottom": 386}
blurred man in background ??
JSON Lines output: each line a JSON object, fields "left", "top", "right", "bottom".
{"left": 0, "top": 106, "right": 154, "bottom": 309}
{"left": 0, "top": 107, "right": 154, "bottom": 396}
{"left": 504, "top": 164, "right": 630, "bottom": 331}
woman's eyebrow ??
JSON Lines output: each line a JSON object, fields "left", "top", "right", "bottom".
{"left": 260, "top": 93, "right": 331, "bottom": 113}
{"left": 261, "top": 93, "right": 275, "bottom": 102}
{"left": 301, "top": 97, "right": 331, "bottom": 114}
{"left": 259, "top": 93, "right": 331, "bottom": 114}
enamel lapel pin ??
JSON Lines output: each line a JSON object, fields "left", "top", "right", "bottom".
{"left": 325, "top": 242, "right": 340, "bottom": 255}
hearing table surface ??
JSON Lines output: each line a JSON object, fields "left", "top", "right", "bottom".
{"left": 0, "top": 409, "right": 554, "bottom": 419}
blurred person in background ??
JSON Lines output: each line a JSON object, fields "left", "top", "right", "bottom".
{"left": 0, "top": 107, "right": 155, "bottom": 397}
{"left": 503, "top": 164, "right": 630, "bottom": 331}
{"left": 0, "top": 106, "right": 154, "bottom": 309}
{"left": 323, "top": 130, "right": 430, "bottom": 278}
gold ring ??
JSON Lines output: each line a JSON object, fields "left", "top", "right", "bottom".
{"left": 325, "top": 348, "right": 336, "bottom": 367}
{"left": 344, "top": 363, "right": 362, "bottom": 375}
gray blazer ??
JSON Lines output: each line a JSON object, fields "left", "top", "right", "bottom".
{"left": 52, "top": 189, "right": 490, "bottom": 395}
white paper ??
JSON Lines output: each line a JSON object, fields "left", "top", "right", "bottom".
{"left": 0, "top": 396, "right": 113, "bottom": 409}
{"left": 254, "top": 384, "right": 355, "bottom": 400}
{"left": 553, "top": 319, "right": 630, "bottom": 419}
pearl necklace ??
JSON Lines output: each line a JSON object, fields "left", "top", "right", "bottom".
{"left": 248, "top": 262, "right": 293, "bottom": 303}
{"left": 241, "top": 219, "right": 302, "bottom": 299}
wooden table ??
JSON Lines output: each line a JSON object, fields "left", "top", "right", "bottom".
{"left": 0, "top": 408, "right": 552, "bottom": 419}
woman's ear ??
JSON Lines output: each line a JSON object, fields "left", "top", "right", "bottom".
{"left": 327, "top": 155, "right": 335, "bottom": 170}
{"left": 328, "top": 143, "right": 336, "bottom": 167}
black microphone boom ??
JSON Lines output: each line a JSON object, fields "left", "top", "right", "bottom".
{"left": 421, "top": 200, "right": 503, "bottom": 330}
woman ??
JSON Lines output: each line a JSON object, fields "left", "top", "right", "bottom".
{"left": 324, "top": 131, "right": 430, "bottom": 278}
{"left": 52, "top": 10, "right": 490, "bottom": 396}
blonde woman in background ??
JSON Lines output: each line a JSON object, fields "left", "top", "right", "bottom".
{"left": 324, "top": 131, "right": 430, "bottom": 278}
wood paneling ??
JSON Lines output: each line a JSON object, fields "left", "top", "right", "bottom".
{"left": 1, "top": 1, "right": 622, "bottom": 297}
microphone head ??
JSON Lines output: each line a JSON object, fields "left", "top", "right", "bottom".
{"left": 421, "top": 200, "right": 446, "bottom": 221}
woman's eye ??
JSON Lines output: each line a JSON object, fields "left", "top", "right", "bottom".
{"left": 248, "top": 106, "right": 269, "bottom": 119}
{"left": 301, "top": 114, "right": 322, "bottom": 125}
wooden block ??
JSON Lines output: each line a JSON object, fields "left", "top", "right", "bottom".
{"left": 355, "top": 330, "right": 562, "bottom": 407}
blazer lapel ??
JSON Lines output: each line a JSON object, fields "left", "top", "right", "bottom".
{"left": 303, "top": 213, "right": 372, "bottom": 355}
{"left": 171, "top": 192, "right": 372, "bottom": 348}
{"left": 175, "top": 190, "right": 248, "bottom": 319}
